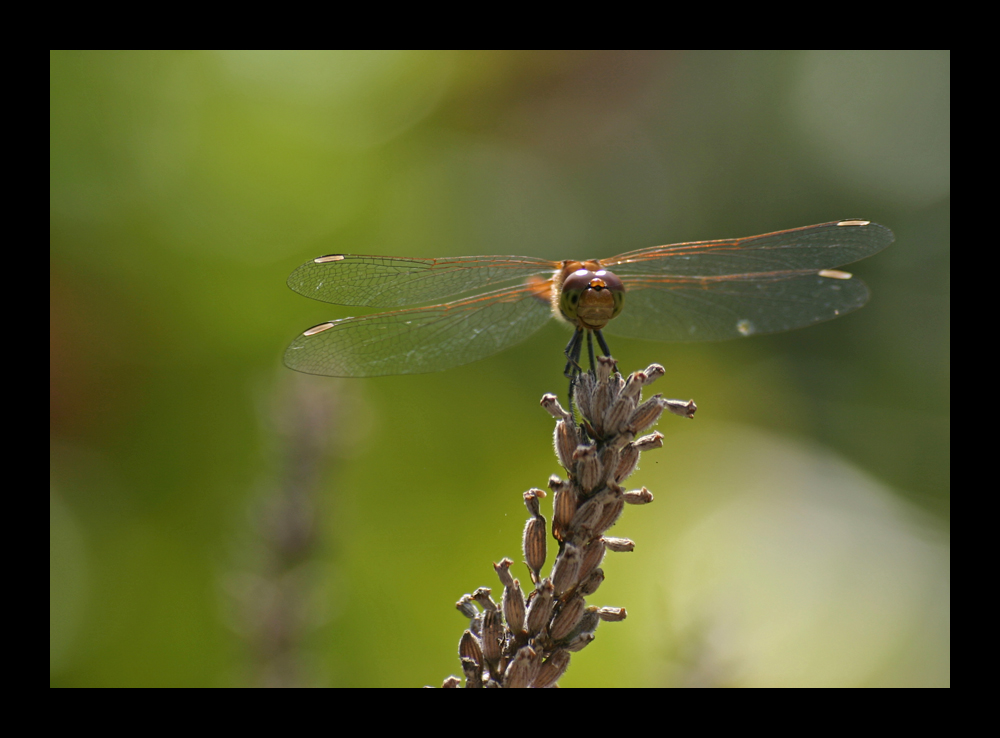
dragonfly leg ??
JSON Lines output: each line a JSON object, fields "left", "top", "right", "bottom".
{"left": 586, "top": 329, "right": 596, "bottom": 375}
{"left": 563, "top": 328, "right": 586, "bottom": 426}
{"left": 563, "top": 328, "right": 584, "bottom": 379}
{"left": 595, "top": 329, "right": 612, "bottom": 358}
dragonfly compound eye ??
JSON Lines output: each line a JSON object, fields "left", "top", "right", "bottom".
{"left": 559, "top": 268, "right": 625, "bottom": 330}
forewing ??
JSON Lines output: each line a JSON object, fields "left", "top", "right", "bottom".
{"left": 603, "top": 220, "right": 894, "bottom": 278}
{"left": 605, "top": 270, "right": 872, "bottom": 342}
{"left": 287, "top": 254, "right": 556, "bottom": 307}
{"left": 283, "top": 285, "right": 555, "bottom": 377}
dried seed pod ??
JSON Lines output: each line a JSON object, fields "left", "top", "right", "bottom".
{"left": 551, "top": 543, "right": 582, "bottom": 597}
{"left": 665, "top": 398, "right": 697, "bottom": 418}
{"left": 641, "top": 364, "right": 665, "bottom": 385}
{"left": 540, "top": 393, "right": 572, "bottom": 420}
{"left": 503, "top": 645, "right": 540, "bottom": 688}
{"left": 602, "top": 392, "right": 636, "bottom": 437}
{"left": 577, "top": 538, "right": 606, "bottom": 583}
{"left": 564, "top": 632, "right": 595, "bottom": 653}
{"left": 549, "top": 595, "right": 586, "bottom": 641}
{"left": 633, "top": 432, "right": 664, "bottom": 452}
{"left": 624, "top": 486, "right": 654, "bottom": 504}
{"left": 503, "top": 580, "right": 526, "bottom": 637}
{"left": 575, "top": 372, "right": 595, "bottom": 420}
{"left": 534, "top": 649, "right": 570, "bottom": 688}
{"left": 481, "top": 609, "right": 504, "bottom": 668}
{"left": 459, "top": 629, "right": 483, "bottom": 668}
{"left": 493, "top": 558, "right": 515, "bottom": 588}
{"left": 570, "top": 494, "right": 604, "bottom": 534}
{"left": 551, "top": 478, "right": 578, "bottom": 542}
{"left": 441, "top": 675, "right": 461, "bottom": 688}
{"left": 627, "top": 395, "right": 667, "bottom": 434}
{"left": 573, "top": 444, "right": 601, "bottom": 492}
{"left": 622, "top": 370, "right": 645, "bottom": 402}
{"left": 462, "top": 657, "right": 483, "bottom": 688}
{"left": 605, "top": 432, "right": 634, "bottom": 457}
{"left": 471, "top": 587, "right": 497, "bottom": 612}
{"left": 456, "top": 594, "right": 479, "bottom": 619}
{"left": 555, "top": 419, "right": 579, "bottom": 470}
{"left": 593, "top": 492, "right": 624, "bottom": 535}
{"left": 525, "top": 579, "right": 555, "bottom": 636}
{"left": 596, "top": 606, "right": 627, "bottom": 622}
{"left": 468, "top": 613, "right": 483, "bottom": 638}
{"left": 615, "top": 443, "right": 640, "bottom": 482}
{"left": 523, "top": 488, "right": 546, "bottom": 518}
{"left": 590, "top": 385, "right": 613, "bottom": 436}
{"left": 602, "top": 536, "right": 635, "bottom": 553}
{"left": 522, "top": 516, "right": 547, "bottom": 583}
{"left": 596, "top": 355, "right": 615, "bottom": 383}
{"left": 577, "top": 567, "right": 604, "bottom": 596}
{"left": 598, "top": 445, "right": 618, "bottom": 483}
{"left": 573, "top": 608, "right": 601, "bottom": 639}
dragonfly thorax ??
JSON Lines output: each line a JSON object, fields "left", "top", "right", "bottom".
{"left": 557, "top": 262, "right": 625, "bottom": 331}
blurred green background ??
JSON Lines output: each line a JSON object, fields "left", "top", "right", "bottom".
{"left": 50, "top": 51, "right": 949, "bottom": 687}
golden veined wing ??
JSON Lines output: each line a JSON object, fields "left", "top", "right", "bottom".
{"left": 608, "top": 269, "right": 872, "bottom": 342}
{"left": 287, "top": 254, "right": 556, "bottom": 307}
{"left": 602, "top": 220, "right": 894, "bottom": 278}
{"left": 283, "top": 284, "right": 555, "bottom": 377}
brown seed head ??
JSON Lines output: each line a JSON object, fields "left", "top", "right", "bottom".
{"left": 525, "top": 579, "right": 555, "bottom": 636}
{"left": 549, "top": 595, "right": 587, "bottom": 641}
{"left": 522, "top": 516, "right": 547, "bottom": 582}
{"left": 534, "top": 649, "right": 570, "bottom": 688}
{"left": 551, "top": 543, "right": 582, "bottom": 597}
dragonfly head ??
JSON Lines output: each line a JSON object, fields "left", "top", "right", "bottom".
{"left": 559, "top": 266, "right": 625, "bottom": 331}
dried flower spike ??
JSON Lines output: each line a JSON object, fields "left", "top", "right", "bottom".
{"left": 439, "top": 357, "right": 694, "bottom": 687}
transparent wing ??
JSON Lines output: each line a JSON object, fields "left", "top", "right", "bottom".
{"left": 283, "top": 285, "right": 555, "bottom": 377}
{"left": 603, "top": 220, "right": 894, "bottom": 277}
{"left": 287, "top": 254, "right": 556, "bottom": 307}
{"left": 606, "top": 270, "right": 872, "bottom": 342}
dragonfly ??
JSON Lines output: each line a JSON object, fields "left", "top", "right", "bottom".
{"left": 284, "top": 219, "right": 894, "bottom": 379}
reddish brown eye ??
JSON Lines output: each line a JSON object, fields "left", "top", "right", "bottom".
{"left": 558, "top": 270, "right": 590, "bottom": 321}
{"left": 562, "top": 269, "right": 595, "bottom": 294}
{"left": 559, "top": 269, "right": 595, "bottom": 321}
{"left": 594, "top": 269, "right": 624, "bottom": 295}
